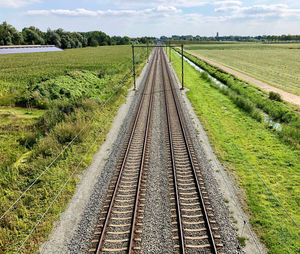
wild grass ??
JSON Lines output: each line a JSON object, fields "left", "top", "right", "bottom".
{"left": 185, "top": 43, "right": 300, "bottom": 95}
{"left": 0, "top": 46, "right": 147, "bottom": 253}
{"left": 171, "top": 50, "right": 300, "bottom": 254}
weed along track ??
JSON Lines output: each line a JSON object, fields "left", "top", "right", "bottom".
{"left": 89, "top": 48, "right": 225, "bottom": 253}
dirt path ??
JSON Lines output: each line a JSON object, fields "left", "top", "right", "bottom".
{"left": 186, "top": 50, "right": 300, "bottom": 109}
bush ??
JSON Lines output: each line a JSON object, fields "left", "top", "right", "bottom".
{"left": 269, "top": 91, "right": 282, "bottom": 102}
{"left": 0, "top": 93, "right": 16, "bottom": 106}
{"left": 282, "top": 111, "right": 297, "bottom": 123}
{"left": 35, "top": 135, "right": 61, "bottom": 157}
{"left": 37, "top": 100, "right": 81, "bottom": 131}
{"left": 233, "top": 96, "right": 254, "bottom": 113}
{"left": 18, "top": 131, "right": 40, "bottom": 148}
{"left": 280, "top": 124, "right": 300, "bottom": 147}
{"left": 82, "top": 99, "right": 98, "bottom": 111}
{"left": 200, "top": 72, "right": 211, "bottom": 82}
{"left": 38, "top": 106, "right": 66, "bottom": 131}
{"left": 53, "top": 120, "right": 88, "bottom": 144}
{"left": 251, "top": 109, "right": 263, "bottom": 122}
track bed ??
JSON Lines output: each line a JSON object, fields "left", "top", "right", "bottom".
{"left": 89, "top": 48, "right": 235, "bottom": 254}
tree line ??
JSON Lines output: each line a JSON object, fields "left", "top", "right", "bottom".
{"left": 0, "top": 21, "right": 155, "bottom": 49}
{"left": 161, "top": 34, "right": 300, "bottom": 42}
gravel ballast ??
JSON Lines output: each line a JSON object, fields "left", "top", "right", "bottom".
{"left": 141, "top": 55, "right": 174, "bottom": 254}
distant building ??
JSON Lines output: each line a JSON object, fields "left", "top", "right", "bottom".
{"left": 216, "top": 32, "right": 219, "bottom": 41}
{"left": 0, "top": 45, "right": 62, "bottom": 55}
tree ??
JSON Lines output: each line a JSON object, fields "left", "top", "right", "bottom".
{"left": 111, "top": 36, "right": 121, "bottom": 45}
{"left": 120, "top": 36, "right": 131, "bottom": 45}
{"left": 71, "top": 32, "right": 84, "bottom": 48}
{"left": 22, "top": 27, "right": 45, "bottom": 45}
{"left": 87, "top": 31, "right": 110, "bottom": 46}
{"left": 46, "top": 29, "right": 61, "bottom": 48}
{"left": 60, "top": 34, "right": 72, "bottom": 49}
{"left": 0, "top": 21, "right": 23, "bottom": 45}
{"left": 89, "top": 38, "right": 99, "bottom": 47}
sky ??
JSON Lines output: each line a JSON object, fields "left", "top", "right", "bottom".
{"left": 0, "top": 0, "right": 300, "bottom": 37}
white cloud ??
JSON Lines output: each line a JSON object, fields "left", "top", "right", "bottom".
{"left": 27, "top": 3, "right": 300, "bottom": 27}
{"left": 157, "top": 0, "right": 208, "bottom": 7}
{"left": 27, "top": 6, "right": 181, "bottom": 17}
{"left": 214, "top": 0, "right": 242, "bottom": 6}
{"left": 0, "top": 0, "right": 40, "bottom": 8}
{"left": 103, "top": 0, "right": 208, "bottom": 8}
{"left": 157, "top": 5, "right": 181, "bottom": 13}
{"left": 214, "top": 3, "right": 300, "bottom": 19}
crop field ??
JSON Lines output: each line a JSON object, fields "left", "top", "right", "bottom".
{"left": 0, "top": 45, "right": 142, "bottom": 106}
{"left": 185, "top": 43, "right": 300, "bottom": 96}
{"left": 171, "top": 50, "right": 300, "bottom": 253}
{"left": 0, "top": 45, "right": 147, "bottom": 253}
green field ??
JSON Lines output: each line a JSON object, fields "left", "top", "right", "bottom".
{"left": 0, "top": 46, "right": 140, "bottom": 106}
{"left": 171, "top": 50, "right": 300, "bottom": 253}
{"left": 0, "top": 46, "right": 147, "bottom": 253}
{"left": 185, "top": 43, "right": 300, "bottom": 96}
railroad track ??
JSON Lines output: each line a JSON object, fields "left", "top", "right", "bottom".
{"left": 90, "top": 48, "right": 223, "bottom": 253}
{"left": 161, "top": 49, "right": 223, "bottom": 253}
{"left": 89, "top": 48, "right": 159, "bottom": 253}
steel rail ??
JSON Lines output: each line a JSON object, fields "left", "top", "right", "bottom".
{"left": 161, "top": 48, "right": 185, "bottom": 253}
{"left": 161, "top": 49, "right": 218, "bottom": 253}
{"left": 95, "top": 49, "right": 158, "bottom": 254}
{"left": 128, "top": 47, "right": 157, "bottom": 254}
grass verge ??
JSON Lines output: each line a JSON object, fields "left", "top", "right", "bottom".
{"left": 171, "top": 50, "right": 300, "bottom": 254}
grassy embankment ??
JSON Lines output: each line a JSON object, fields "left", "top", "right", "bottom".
{"left": 171, "top": 50, "right": 300, "bottom": 254}
{"left": 185, "top": 43, "right": 300, "bottom": 96}
{"left": 0, "top": 45, "right": 147, "bottom": 253}
{"left": 174, "top": 48, "right": 300, "bottom": 148}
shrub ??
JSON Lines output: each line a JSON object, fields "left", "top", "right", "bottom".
{"left": 35, "top": 135, "right": 61, "bottom": 157}
{"left": 53, "top": 120, "right": 88, "bottom": 144}
{"left": 200, "top": 72, "right": 211, "bottom": 82}
{"left": 37, "top": 106, "right": 66, "bottom": 131}
{"left": 233, "top": 96, "right": 254, "bottom": 113}
{"left": 251, "top": 109, "right": 263, "bottom": 122}
{"left": 269, "top": 91, "right": 282, "bottom": 102}
{"left": 282, "top": 111, "right": 297, "bottom": 123}
{"left": 0, "top": 92, "right": 17, "bottom": 106}
{"left": 18, "top": 131, "right": 40, "bottom": 148}
{"left": 82, "top": 99, "right": 98, "bottom": 111}
{"left": 280, "top": 124, "right": 300, "bottom": 147}
{"left": 37, "top": 100, "right": 81, "bottom": 131}
{"left": 15, "top": 90, "right": 32, "bottom": 107}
